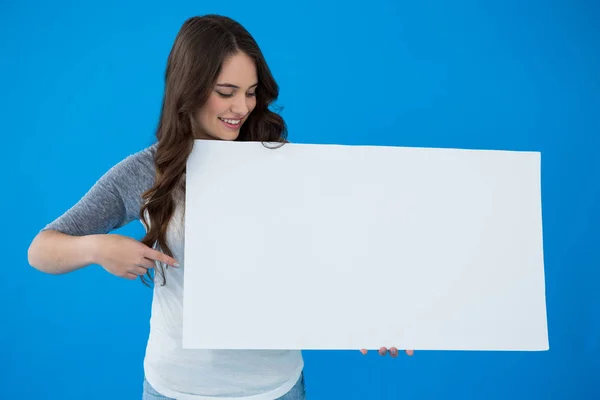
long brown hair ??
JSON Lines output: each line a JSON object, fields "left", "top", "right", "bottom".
{"left": 138, "top": 15, "right": 288, "bottom": 286}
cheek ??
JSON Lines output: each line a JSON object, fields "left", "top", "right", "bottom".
{"left": 205, "top": 97, "right": 230, "bottom": 118}
{"left": 248, "top": 97, "right": 257, "bottom": 113}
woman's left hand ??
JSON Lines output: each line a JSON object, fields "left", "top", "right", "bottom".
{"left": 360, "top": 348, "right": 414, "bottom": 358}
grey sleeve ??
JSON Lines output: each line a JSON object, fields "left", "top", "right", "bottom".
{"left": 42, "top": 144, "right": 157, "bottom": 236}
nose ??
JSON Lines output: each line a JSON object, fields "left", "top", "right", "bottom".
{"left": 231, "top": 93, "right": 249, "bottom": 116}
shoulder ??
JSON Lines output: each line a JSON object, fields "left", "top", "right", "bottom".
{"left": 105, "top": 142, "right": 158, "bottom": 199}
{"left": 86, "top": 142, "right": 158, "bottom": 210}
{"left": 110, "top": 142, "right": 157, "bottom": 178}
{"left": 98, "top": 142, "right": 157, "bottom": 192}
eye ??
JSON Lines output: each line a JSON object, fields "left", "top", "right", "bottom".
{"left": 216, "top": 91, "right": 233, "bottom": 98}
{"left": 247, "top": 92, "right": 256, "bottom": 97}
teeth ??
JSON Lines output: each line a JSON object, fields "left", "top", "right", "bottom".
{"left": 220, "top": 118, "right": 241, "bottom": 125}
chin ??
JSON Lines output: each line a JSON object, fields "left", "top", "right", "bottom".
{"left": 215, "top": 124, "right": 244, "bottom": 141}
{"left": 200, "top": 129, "right": 240, "bottom": 141}
{"left": 217, "top": 131, "right": 240, "bottom": 141}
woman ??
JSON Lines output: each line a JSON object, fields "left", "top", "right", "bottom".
{"left": 27, "top": 14, "right": 411, "bottom": 400}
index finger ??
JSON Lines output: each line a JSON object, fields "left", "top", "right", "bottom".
{"left": 146, "top": 249, "right": 179, "bottom": 267}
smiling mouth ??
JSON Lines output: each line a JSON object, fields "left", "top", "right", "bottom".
{"left": 218, "top": 117, "right": 241, "bottom": 125}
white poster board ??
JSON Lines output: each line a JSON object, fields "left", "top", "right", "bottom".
{"left": 182, "top": 140, "right": 548, "bottom": 351}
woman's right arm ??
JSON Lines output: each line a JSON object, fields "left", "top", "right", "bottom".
{"left": 27, "top": 145, "right": 178, "bottom": 280}
{"left": 28, "top": 230, "right": 178, "bottom": 279}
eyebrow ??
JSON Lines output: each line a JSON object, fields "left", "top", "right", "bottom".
{"left": 216, "top": 82, "right": 259, "bottom": 89}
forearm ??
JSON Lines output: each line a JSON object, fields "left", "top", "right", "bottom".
{"left": 27, "top": 230, "right": 101, "bottom": 275}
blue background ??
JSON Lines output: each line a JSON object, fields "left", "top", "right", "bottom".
{"left": 2, "top": 0, "right": 599, "bottom": 399}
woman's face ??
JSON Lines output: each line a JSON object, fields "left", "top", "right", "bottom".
{"left": 193, "top": 51, "right": 258, "bottom": 141}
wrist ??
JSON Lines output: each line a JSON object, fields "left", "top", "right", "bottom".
{"left": 80, "top": 234, "right": 104, "bottom": 266}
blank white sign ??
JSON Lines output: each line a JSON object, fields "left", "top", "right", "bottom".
{"left": 182, "top": 140, "right": 548, "bottom": 351}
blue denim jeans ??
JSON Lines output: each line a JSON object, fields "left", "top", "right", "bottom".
{"left": 142, "top": 372, "right": 306, "bottom": 399}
